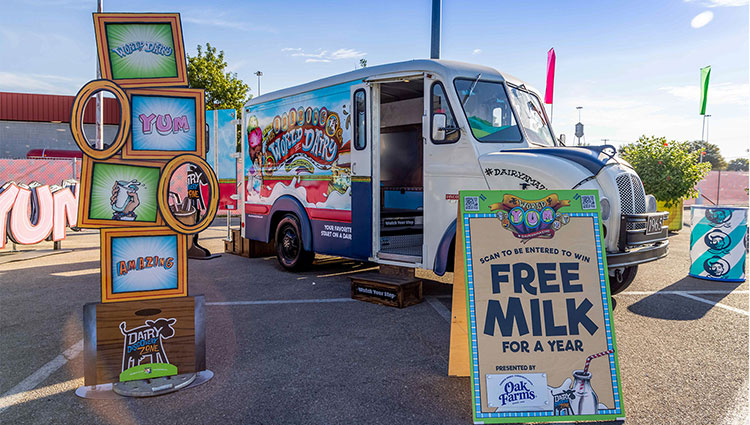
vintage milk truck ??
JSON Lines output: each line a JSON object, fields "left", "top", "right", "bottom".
{"left": 240, "top": 59, "right": 669, "bottom": 294}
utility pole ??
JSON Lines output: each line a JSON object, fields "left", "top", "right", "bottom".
{"left": 254, "top": 71, "right": 263, "bottom": 96}
{"left": 430, "top": 0, "right": 441, "bottom": 59}
{"left": 95, "top": 0, "right": 104, "bottom": 150}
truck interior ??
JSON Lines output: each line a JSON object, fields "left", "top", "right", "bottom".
{"left": 377, "top": 79, "right": 424, "bottom": 261}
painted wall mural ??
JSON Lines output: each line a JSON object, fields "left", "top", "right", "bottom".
{"left": 244, "top": 82, "right": 354, "bottom": 211}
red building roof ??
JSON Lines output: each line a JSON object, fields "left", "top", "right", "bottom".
{"left": 0, "top": 91, "right": 121, "bottom": 124}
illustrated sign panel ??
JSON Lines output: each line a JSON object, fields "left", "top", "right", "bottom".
{"left": 460, "top": 190, "right": 624, "bottom": 423}
{"left": 83, "top": 296, "right": 204, "bottom": 385}
{"left": 689, "top": 206, "right": 748, "bottom": 282}
{"left": 123, "top": 88, "right": 205, "bottom": 159}
{"left": 206, "top": 108, "right": 238, "bottom": 210}
{"left": 77, "top": 157, "right": 164, "bottom": 228}
{"left": 93, "top": 13, "right": 187, "bottom": 87}
{"left": 101, "top": 227, "right": 187, "bottom": 303}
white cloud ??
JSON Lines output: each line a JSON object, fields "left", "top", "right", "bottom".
{"left": 472, "top": 49, "right": 482, "bottom": 55}
{"left": 691, "top": 11, "right": 714, "bottom": 28}
{"left": 183, "top": 16, "right": 277, "bottom": 33}
{"left": 0, "top": 72, "right": 81, "bottom": 94}
{"left": 685, "top": 0, "right": 749, "bottom": 6}
{"left": 660, "top": 82, "right": 749, "bottom": 105}
{"left": 282, "top": 48, "right": 365, "bottom": 62}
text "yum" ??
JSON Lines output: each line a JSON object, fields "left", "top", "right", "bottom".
{"left": 139, "top": 114, "right": 190, "bottom": 135}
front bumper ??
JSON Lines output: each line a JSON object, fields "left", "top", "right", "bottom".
{"left": 607, "top": 212, "right": 670, "bottom": 268}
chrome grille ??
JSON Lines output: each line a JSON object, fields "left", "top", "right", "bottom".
{"left": 616, "top": 173, "right": 647, "bottom": 230}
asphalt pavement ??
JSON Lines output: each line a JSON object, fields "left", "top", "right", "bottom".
{"left": 0, "top": 215, "right": 747, "bottom": 425}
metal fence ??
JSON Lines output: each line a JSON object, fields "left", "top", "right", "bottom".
{"left": 684, "top": 170, "right": 749, "bottom": 207}
{"left": 0, "top": 157, "right": 80, "bottom": 185}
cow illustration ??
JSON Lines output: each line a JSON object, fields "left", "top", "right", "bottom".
{"left": 119, "top": 318, "right": 177, "bottom": 371}
{"left": 552, "top": 389, "right": 576, "bottom": 416}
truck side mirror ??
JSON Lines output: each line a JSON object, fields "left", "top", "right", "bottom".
{"left": 558, "top": 133, "right": 566, "bottom": 146}
{"left": 432, "top": 113, "right": 446, "bottom": 141}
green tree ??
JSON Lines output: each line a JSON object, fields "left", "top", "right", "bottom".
{"left": 685, "top": 140, "right": 727, "bottom": 170}
{"left": 359, "top": 58, "right": 367, "bottom": 68}
{"left": 620, "top": 136, "right": 711, "bottom": 207}
{"left": 727, "top": 157, "right": 749, "bottom": 171}
{"left": 187, "top": 43, "right": 250, "bottom": 111}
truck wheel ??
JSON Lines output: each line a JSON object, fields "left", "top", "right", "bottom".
{"left": 609, "top": 266, "right": 638, "bottom": 295}
{"left": 275, "top": 215, "right": 313, "bottom": 271}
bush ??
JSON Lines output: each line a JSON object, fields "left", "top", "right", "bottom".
{"left": 620, "top": 136, "right": 711, "bottom": 207}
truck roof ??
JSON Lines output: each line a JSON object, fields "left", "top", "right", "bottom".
{"left": 244, "top": 59, "right": 536, "bottom": 107}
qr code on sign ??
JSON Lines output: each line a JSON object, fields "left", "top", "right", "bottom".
{"left": 581, "top": 195, "right": 596, "bottom": 210}
{"left": 464, "top": 196, "right": 480, "bottom": 211}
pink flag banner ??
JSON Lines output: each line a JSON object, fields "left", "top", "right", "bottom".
{"left": 545, "top": 48, "right": 556, "bottom": 104}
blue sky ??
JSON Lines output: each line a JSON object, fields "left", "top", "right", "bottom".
{"left": 1, "top": 0, "right": 747, "bottom": 159}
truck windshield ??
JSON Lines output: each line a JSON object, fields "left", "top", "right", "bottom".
{"left": 506, "top": 85, "right": 556, "bottom": 146}
{"left": 454, "top": 79, "right": 522, "bottom": 143}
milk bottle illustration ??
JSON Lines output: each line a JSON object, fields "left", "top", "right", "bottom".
{"left": 112, "top": 180, "right": 141, "bottom": 220}
{"left": 571, "top": 370, "right": 598, "bottom": 415}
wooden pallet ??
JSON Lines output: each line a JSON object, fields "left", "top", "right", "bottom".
{"left": 351, "top": 270, "right": 422, "bottom": 308}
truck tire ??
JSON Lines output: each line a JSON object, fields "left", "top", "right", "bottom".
{"left": 609, "top": 266, "right": 637, "bottom": 295}
{"left": 275, "top": 214, "right": 314, "bottom": 271}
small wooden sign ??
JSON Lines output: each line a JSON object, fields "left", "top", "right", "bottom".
{"left": 83, "top": 295, "right": 205, "bottom": 386}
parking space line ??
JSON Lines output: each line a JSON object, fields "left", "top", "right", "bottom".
{"left": 317, "top": 266, "right": 379, "bottom": 278}
{"left": 673, "top": 292, "right": 749, "bottom": 317}
{"left": 0, "top": 378, "right": 83, "bottom": 414}
{"left": 619, "top": 290, "right": 749, "bottom": 316}
{"left": 51, "top": 268, "right": 99, "bottom": 277}
{"left": 621, "top": 290, "right": 749, "bottom": 295}
{"left": 0, "top": 339, "right": 83, "bottom": 415}
{"left": 426, "top": 296, "right": 452, "bottom": 323}
{"left": 206, "top": 298, "right": 358, "bottom": 306}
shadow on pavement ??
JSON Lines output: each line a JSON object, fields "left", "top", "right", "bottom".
{"left": 626, "top": 276, "right": 742, "bottom": 320}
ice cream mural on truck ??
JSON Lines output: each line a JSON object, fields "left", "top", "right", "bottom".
{"left": 241, "top": 59, "right": 670, "bottom": 294}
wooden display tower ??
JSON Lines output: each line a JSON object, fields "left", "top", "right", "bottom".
{"left": 73, "top": 12, "right": 218, "bottom": 397}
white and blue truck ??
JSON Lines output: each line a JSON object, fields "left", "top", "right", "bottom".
{"left": 240, "top": 59, "right": 669, "bottom": 294}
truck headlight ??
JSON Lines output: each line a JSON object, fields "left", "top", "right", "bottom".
{"left": 646, "top": 195, "right": 657, "bottom": 213}
{"left": 600, "top": 197, "right": 610, "bottom": 221}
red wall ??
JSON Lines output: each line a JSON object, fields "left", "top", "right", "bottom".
{"left": 0, "top": 91, "right": 120, "bottom": 124}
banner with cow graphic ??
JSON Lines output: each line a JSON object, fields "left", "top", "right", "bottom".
{"left": 459, "top": 189, "right": 624, "bottom": 423}
{"left": 689, "top": 206, "right": 747, "bottom": 282}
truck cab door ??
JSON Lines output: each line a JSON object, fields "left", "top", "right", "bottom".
{"left": 349, "top": 83, "right": 373, "bottom": 260}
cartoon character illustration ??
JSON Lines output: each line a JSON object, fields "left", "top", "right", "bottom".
{"left": 110, "top": 180, "right": 141, "bottom": 220}
{"left": 705, "top": 208, "right": 732, "bottom": 227}
{"left": 704, "top": 229, "right": 731, "bottom": 252}
{"left": 704, "top": 256, "right": 731, "bottom": 277}
{"left": 328, "top": 164, "right": 351, "bottom": 195}
{"left": 246, "top": 115, "right": 264, "bottom": 197}
{"left": 119, "top": 318, "right": 177, "bottom": 371}
{"left": 550, "top": 386, "right": 576, "bottom": 416}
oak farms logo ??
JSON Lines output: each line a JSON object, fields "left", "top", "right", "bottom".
{"left": 490, "top": 194, "right": 571, "bottom": 241}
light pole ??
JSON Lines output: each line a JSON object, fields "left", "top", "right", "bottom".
{"left": 254, "top": 71, "right": 263, "bottom": 96}
{"left": 95, "top": 0, "right": 103, "bottom": 150}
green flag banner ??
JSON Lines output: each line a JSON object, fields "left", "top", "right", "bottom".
{"left": 700, "top": 65, "right": 711, "bottom": 115}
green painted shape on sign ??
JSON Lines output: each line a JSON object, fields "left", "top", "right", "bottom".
{"left": 105, "top": 23, "right": 178, "bottom": 79}
{"left": 89, "top": 162, "right": 160, "bottom": 221}
{"left": 120, "top": 363, "right": 178, "bottom": 382}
